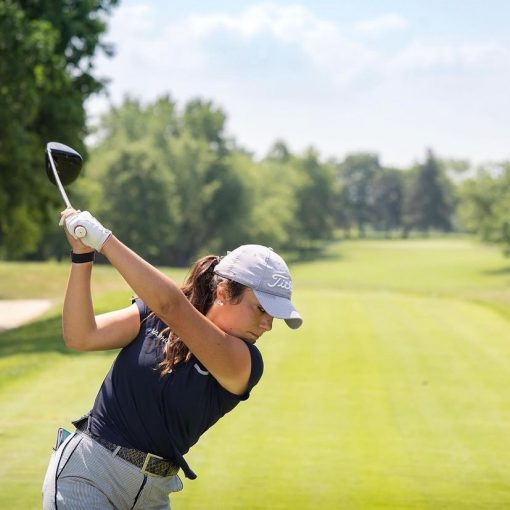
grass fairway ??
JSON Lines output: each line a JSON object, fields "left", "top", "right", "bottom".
{"left": 1, "top": 239, "right": 510, "bottom": 509}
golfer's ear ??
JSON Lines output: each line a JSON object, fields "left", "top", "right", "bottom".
{"left": 215, "top": 281, "right": 229, "bottom": 302}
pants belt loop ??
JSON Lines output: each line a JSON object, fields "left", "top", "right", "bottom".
{"left": 112, "top": 446, "right": 121, "bottom": 456}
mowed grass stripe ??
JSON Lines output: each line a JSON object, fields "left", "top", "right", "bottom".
{"left": 2, "top": 237, "right": 510, "bottom": 509}
{"left": 366, "top": 293, "right": 510, "bottom": 507}
{"left": 175, "top": 289, "right": 510, "bottom": 509}
{"left": 0, "top": 351, "right": 115, "bottom": 509}
{"left": 292, "top": 239, "right": 510, "bottom": 315}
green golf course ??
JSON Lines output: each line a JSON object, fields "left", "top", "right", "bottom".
{"left": 1, "top": 238, "right": 509, "bottom": 509}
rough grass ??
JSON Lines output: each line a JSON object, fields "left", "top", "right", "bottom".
{"left": 1, "top": 239, "right": 510, "bottom": 509}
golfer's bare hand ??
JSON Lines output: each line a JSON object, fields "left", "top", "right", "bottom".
{"left": 60, "top": 208, "right": 91, "bottom": 254}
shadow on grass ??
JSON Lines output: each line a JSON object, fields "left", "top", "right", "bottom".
{"left": 0, "top": 315, "right": 112, "bottom": 356}
{"left": 482, "top": 266, "right": 510, "bottom": 276}
{"left": 286, "top": 242, "right": 344, "bottom": 264}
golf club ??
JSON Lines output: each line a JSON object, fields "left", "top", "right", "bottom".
{"left": 45, "top": 142, "right": 87, "bottom": 238}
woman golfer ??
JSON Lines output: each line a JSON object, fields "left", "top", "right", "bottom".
{"left": 42, "top": 209, "right": 302, "bottom": 509}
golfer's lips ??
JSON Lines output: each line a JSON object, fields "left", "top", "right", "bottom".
{"left": 242, "top": 330, "right": 266, "bottom": 343}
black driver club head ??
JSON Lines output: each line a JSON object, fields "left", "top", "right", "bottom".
{"left": 45, "top": 142, "right": 83, "bottom": 186}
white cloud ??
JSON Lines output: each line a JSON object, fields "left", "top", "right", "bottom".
{"left": 112, "top": 3, "right": 155, "bottom": 33}
{"left": 87, "top": 1, "right": 510, "bottom": 166}
{"left": 354, "top": 13, "right": 409, "bottom": 36}
{"left": 186, "top": 3, "right": 375, "bottom": 81}
{"left": 393, "top": 40, "right": 509, "bottom": 70}
{"left": 189, "top": 3, "right": 336, "bottom": 42}
{"left": 94, "top": 1, "right": 378, "bottom": 94}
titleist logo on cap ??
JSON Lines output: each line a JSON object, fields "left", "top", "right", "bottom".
{"left": 214, "top": 244, "right": 293, "bottom": 297}
{"left": 267, "top": 273, "right": 292, "bottom": 291}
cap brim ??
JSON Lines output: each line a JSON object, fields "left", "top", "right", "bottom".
{"left": 253, "top": 289, "right": 303, "bottom": 329}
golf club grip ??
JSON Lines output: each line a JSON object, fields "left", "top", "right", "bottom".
{"left": 74, "top": 225, "right": 87, "bottom": 239}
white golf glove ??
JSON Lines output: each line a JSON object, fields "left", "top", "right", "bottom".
{"left": 64, "top": 210, "right": 112, "bottom": 252}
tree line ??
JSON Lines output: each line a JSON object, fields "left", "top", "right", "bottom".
{"left": 3, "top": 93, "right": 507, "bottom": 266}
{"left": 1, "top": 1, "right": 510, "bottom": 265}
{"left": 0, "top": 0, "right": 118, "bottom": 257}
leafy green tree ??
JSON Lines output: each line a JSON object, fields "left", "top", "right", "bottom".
{"left": 99, "top": 98, "right": 166, "bottom": 144}
{"left": 265, "top": 140, "right": 291, "bottom": 163}
{"left": 457, "top": 163, "right": 510, "bottom": 252}
{"left": 0, "top": 0, "right": 118, "bottom": 259}
{"left": 337, "top": 153, "right": 380, "bottom": 237}
{"left": 60, "top": 96, "right": 345, "bottom": 263}
{"left": 163, "top": 134, "right": 248, "bottom": 264}
{"left": 370, "top": 168, "right": 404, "bottom": 236}
{"left": 183, "top": 99, "right": 228, "bottom": 155}
{"left": 294, "top": 148, "right": 337, "bottom": 244}
{"left": 0, "top": 1, "right": 56, "bottom": 257}
{"left": 402, "top": 150, "right": 454, "bottom": 236}
{"left": 169, "top": 100, "right": 249, "bottom": 262}
{"left": 85, "top": 97, "right": 251, "bottom": 265}
{"left": 245, "top": 152, "right": 301, "bottom": 249}
{"left": 492, "top": 165, "right": 510, "bottom": 254}
{"left": 99, "top": 150, "right": 179, "bottom": 264}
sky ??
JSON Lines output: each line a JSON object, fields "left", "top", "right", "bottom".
{"left": 87, "top": 0, "right": 510, "bottom": 168}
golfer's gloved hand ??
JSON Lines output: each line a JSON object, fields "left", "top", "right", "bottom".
{"left": 63, "top": 210, "right": 112, "bottom": 252}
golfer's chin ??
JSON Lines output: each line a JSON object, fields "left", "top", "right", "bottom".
{"left": 241, "top": 332, "right": 260, "bottom": 344}
{"left": 216, "top": 324, "right": 261, "bottom": 344}
{"left": 223, "top": 330, "right": 259, "bottom": 344}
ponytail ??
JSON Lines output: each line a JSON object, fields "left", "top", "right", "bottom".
{"left": 157, "top": 255, "right": 245, "bottom": 376}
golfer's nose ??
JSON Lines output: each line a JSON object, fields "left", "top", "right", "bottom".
{"left": 260, "top": 314, "right": 273, "bottom": 332}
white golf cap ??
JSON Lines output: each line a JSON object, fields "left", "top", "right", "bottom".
{"left": 214, "top": 245, "right": 303, "bottom": 329}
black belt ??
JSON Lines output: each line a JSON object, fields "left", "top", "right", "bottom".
{"left": 77, "top": 422, "right": 179, "bottom": 477}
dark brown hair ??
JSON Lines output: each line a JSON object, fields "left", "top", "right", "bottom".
{"left": 157, "top": 254, "right": 246, "bottom": 376}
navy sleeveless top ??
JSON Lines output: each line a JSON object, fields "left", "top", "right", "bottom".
{"left": 88, "top": 299, "right": 264, "bottom": 479}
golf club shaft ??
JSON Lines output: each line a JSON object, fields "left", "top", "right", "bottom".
{"left": 46, "top": 148, "right": 87, "bottom": 239}
{"left": 46, "top": 149, "right": 72, "bottom": 209}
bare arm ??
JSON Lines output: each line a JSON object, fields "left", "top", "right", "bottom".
{"left": 63, "top": 262, "right": 141, "bottom": 351}
{"left": 100, "top": 235, "right": 251, "bottom": 394}
{"left": 61, "top": 227, "right": 141, "bottom": 351}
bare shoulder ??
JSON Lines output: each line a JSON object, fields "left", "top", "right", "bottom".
{"left": 161, "top": 298, "right": 253, "bottom": 395}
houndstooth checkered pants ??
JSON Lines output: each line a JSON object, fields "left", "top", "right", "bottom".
{"left": 42, "top": 431, "right": 183, "bottom": 509}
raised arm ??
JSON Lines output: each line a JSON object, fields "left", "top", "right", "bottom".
{"left": 61, "top": 222, "right": 141, "bottom": 351}
{"left": 62, "top": 209, "right": 252, "bottom": 395}
{"left": 100, "top": 235, "right": 252, "bottom": 394}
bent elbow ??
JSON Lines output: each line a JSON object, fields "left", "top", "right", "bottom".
{"left": 63, "top": 332, "right": 90, "bottom": 351}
